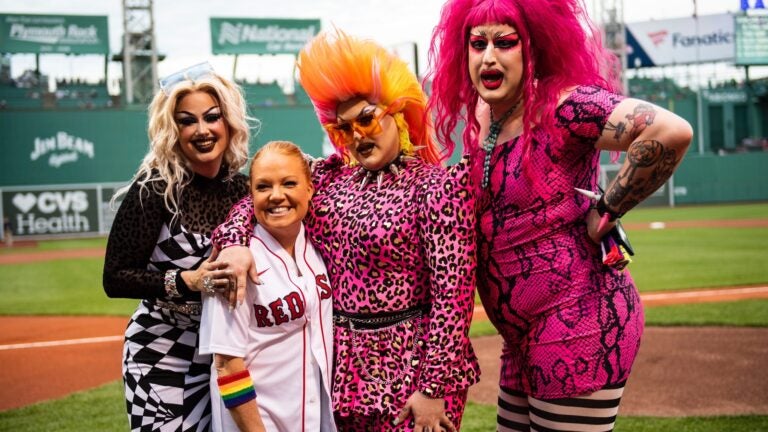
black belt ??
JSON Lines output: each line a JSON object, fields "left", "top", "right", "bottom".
{"left": 333, "top": 304, "right": 431, "bottom": 330}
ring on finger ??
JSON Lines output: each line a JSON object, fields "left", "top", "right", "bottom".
{"left": 202, "top": 276, "right": 215, "bottom": 294}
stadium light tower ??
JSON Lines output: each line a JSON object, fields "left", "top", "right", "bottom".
{"left": 121, "top": 0, "right": 159, "bottom": 105}
{"left": 593, "top": 0, "right": 627, "bottom": 92}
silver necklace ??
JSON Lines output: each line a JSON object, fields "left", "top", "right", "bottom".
{"left": 481, "top": 101, "right": 521, "bottom": 188}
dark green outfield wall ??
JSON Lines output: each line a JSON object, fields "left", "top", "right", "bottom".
{"left": 1, "top": 107, "right": 766, "bottom": 203}
{"left": 1, "top": 108, "right": 149, "bottom": 186}
{"left": 674, "top": 152, "right": 768, "bottom": 204}
{"left": 0, "top": 106, "right": 325, "bottom": 187}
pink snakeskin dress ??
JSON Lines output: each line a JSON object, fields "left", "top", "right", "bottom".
{"left": 474, "top": 85, "right": 644, "bottom": 399}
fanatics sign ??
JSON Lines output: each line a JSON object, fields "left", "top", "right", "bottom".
{"left": 625, "top": 14, "right": 736, "bottom": 68}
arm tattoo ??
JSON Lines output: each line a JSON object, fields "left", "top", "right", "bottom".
{"left": 605, "top": 139, "right": 680, "bottom": 215}
{"left": 604, "top": 120, "right": 627, "bottom": 141}
{"left": 624, "top": 104, "right": 657, "bottom": 140}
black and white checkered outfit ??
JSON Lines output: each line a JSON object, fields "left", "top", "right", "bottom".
{"left": 104, "top": 170, "right": 248, "bottom": 431}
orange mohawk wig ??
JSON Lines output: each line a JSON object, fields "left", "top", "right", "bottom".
{"left": 297, "top": 29, "right": 442, "bottom": 164}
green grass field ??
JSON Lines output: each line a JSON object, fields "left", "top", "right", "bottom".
{"left": 1, "top": 203, "right": 766, "bottom": 317}
{"left": 1, "top": 202, "right": 767, "bottom": 430}
{"left": 628, "top": 227, "right": 768, "bottom": 291}
{"left": 2, "top": 383, "right": 766, "bottom": 432}
{"left": 0, "top": 236, "right": 106, "bottom": 255}
{"left": 0, "top": 259, "right": 136, "bottom": 316}
{"left": 621, "top": 202, "right": 768, "bottom": 222}
{"left": 463, "top": 402, "right": 768, "bottom": 432}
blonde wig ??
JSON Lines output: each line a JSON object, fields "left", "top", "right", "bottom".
{"left": 114, "top": 71, "right": 256, "bottom": 219}
{"left": 297, "top": 29, "right": 444, "bottom": 164}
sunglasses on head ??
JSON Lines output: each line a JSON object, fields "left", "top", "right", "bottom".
{"left": 323, "top": 104, "right": 392, "bottom": 147}
{"left": 158, "top": 62, "right": 215, "bottom": 95}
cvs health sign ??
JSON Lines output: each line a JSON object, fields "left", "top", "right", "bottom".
{"left": 1, "top": 187, "right": 99, "bottom": 237}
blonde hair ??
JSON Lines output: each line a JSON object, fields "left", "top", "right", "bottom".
{"left": 113, "top": 72, "right": 257, "bottom": 219}
{"left": 249, "top": 141, "right": 311, "bottom": 185}
{"left": 297, "top": 29, "right": 443, "bottom": 164}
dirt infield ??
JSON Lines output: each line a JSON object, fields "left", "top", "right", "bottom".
{"left": 468, "top": 327, "right": 768, "bottom": 417}
{"left": 0, "top": 316, "right": 126, "bottom": 411}
{"left": 0, "top": 247, "right": 104, "bottom": 264}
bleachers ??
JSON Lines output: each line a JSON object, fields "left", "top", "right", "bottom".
{"left": 54, "top": 81, "right": 112, "bottom": 109}
{"left": 239, "top": 81, "right": 287, "bottom": 106}
{"left": 627, "top": 77, "right": 695, "bottom": 102}
{"left": 237, "top": 80, "right": 314, "bottom": 107}
{"left": 0, "top": 84, "right": 45, "bottom": 109}
{"left": 291, "top": 83, "right": 313, "bottom": 105}
{"left": 0, "top": 75, "right": 315, "bottom": 110}
{"left": 0, "top": 78, "right": 112, "bottom": 110}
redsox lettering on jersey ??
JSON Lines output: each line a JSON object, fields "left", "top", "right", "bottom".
{"left": 253, "top": 274, "right": 331, "bottom": 328}
{"left": 200, "top": 224, "right": 336, "bottom": 432}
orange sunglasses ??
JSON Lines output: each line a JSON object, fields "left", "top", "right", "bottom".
{"left": 323, "top": 104, "right": 391, "bottom": 147}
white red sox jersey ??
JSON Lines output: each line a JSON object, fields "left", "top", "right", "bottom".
{"left": 200, "top": 224, "right": 335, "bottom": 432}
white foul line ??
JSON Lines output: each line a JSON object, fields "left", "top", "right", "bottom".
{"left": 2, "top": 286, "right": 767, "bottom": 352}
{"left": 0, "top": 335, "right": 123, "bottom": 351}
{"left": 641, "top": 286, "right": 768, "bottom": 301}
{"left": 473, "top": 286, "right": 768, "bottom": 316}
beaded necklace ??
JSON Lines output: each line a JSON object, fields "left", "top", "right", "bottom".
{"left": 481, "top": 101, "right": 521, "bottom": 188}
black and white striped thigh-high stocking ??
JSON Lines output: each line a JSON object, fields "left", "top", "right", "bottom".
{"left": 497, "top": 382, "right": 625, "bottom": 432}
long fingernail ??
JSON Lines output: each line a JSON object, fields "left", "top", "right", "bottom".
{"left": 392, "top": 418, "right": 399, "bottom": 426}
{"left": 228, "top": 304, "right": 234, "bottom": 312}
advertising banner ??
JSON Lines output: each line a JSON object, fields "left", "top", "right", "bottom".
{"left": 625, "top": 14, "right": 735, "bottom": 68}
{"left": 0, "top": 13, "right": 109, "bottom": 54}
{"left": 0, "top": 110, "right": 148, "bottom": 187}
{"left": 735, "top": 14, "right": 768, "bottom": 65}
{"left": 0, "top": 108, "right": 324, "bottom": 188}
{"left": 2, "top": 185, "right": 100, "bottom": 238}
{"left": 99, "top": 183, "right": 127, "bottom": 234}
{"left": 210, "top": 18, "right": 320, "bottom": 54}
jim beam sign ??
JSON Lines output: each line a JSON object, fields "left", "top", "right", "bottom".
{"left": 2, "top": 187, "right": 99, "bottom": 237}
{"left": 30, "top": 131, "right": 95, "bottom": 168}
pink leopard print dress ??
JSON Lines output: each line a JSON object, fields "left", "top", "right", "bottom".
{"left": 214, "top": 154, "right": 480, "bottom": 429}
{"left": 475, "top": 85, "right": 644, "bottom": 399}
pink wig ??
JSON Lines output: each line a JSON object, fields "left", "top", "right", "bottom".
{"left": 427, "top": 0, "right": 621, "bottom": 162}
{"left": 298, "top": 29, "right": 444, "bottom": 164}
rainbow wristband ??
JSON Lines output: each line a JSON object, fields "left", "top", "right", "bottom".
{"left": 217, "top": 370, "right": 256, "bottom": 409}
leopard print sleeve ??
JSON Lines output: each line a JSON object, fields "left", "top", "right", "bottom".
{"left": 310, "top": 153, "right": 344, "bottom": 190}
{"left": 211, "top": 195, "right": 255, "bottom": 249}
{"left": 103, "top": 180, "right": 169, "bottom": 299}
{"left": 416, "top": 159, "right": 480, "bottom": 397}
